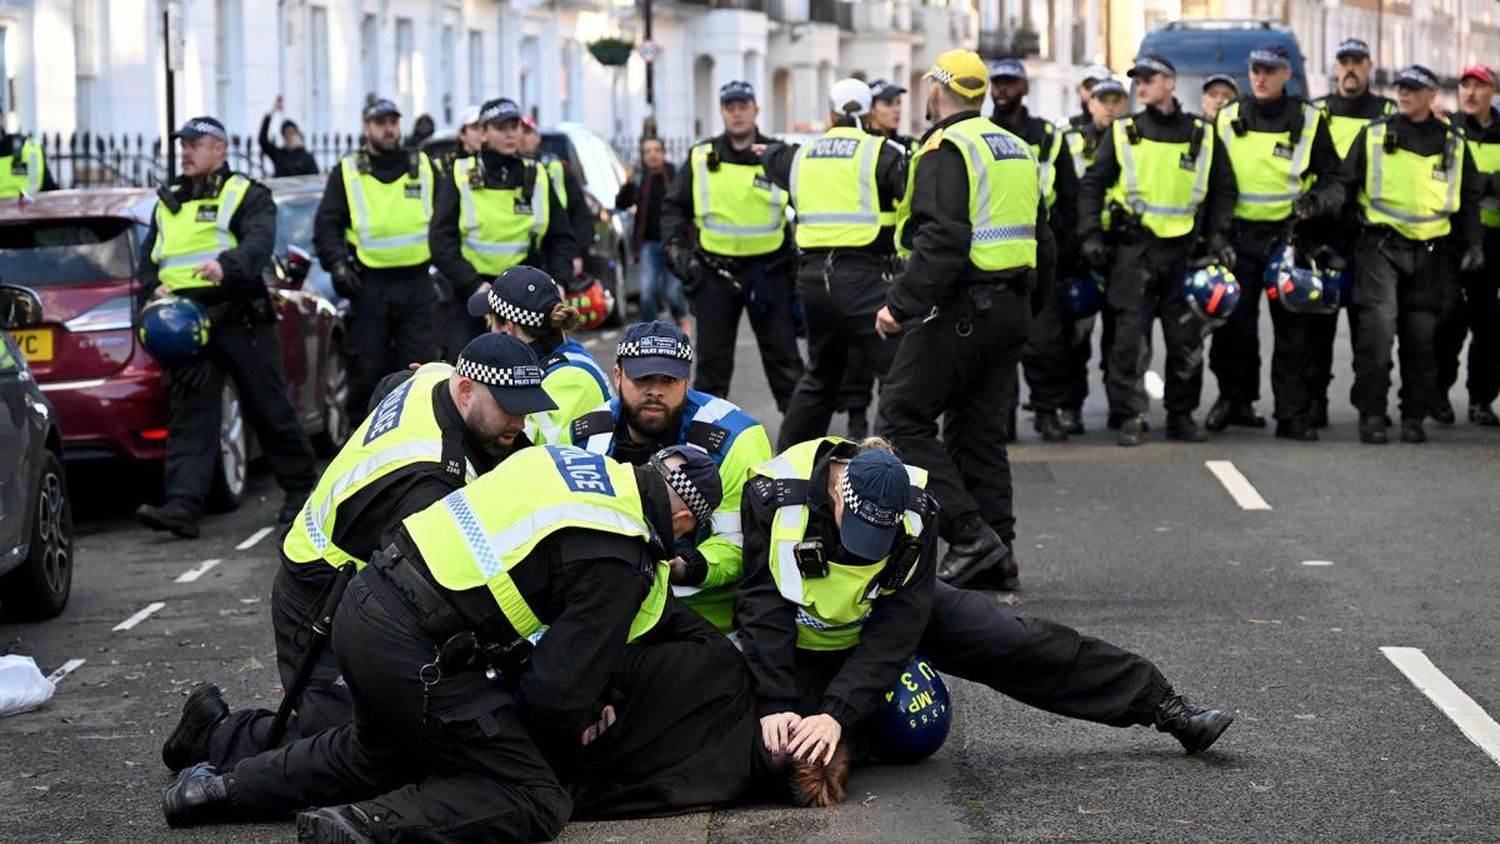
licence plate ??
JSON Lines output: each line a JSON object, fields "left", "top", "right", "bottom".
{"left": 8, "top": 328, "right": 53, "bottom": 362}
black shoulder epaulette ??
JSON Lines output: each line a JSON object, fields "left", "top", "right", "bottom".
{"left": 541, "top": 351, "right": 568, "bottom": 371}
{"left": 748, "top": 475, "right": 809, "bottom": 508}
{"left": 522, "top": 159, "right": 538, "bottom": 202}
{"left": 439, "top": 419, "right": 469, "bottom": 483}
{"left": 569, "top": 409, "right": 615, "bottom": 443}
{"left": 685, "top": 420, "right": 731, "bottom": 455}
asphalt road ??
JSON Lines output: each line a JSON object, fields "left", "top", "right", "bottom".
{"left": 2, "top": 313, "right": 1498, "bottom": 843}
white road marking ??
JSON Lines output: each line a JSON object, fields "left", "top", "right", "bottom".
{"left": 175, "top": 559, "right": 222, "bottom": 583}
{"left": 1301, "top": 560, "right": 1335, "bottom": 567}
{"left": 235, "top": 526, "right": 274, "bottom": 551}
{"left": 112, "top": 602, "right": 166, "bottom": 632}
{"left": 1205, "top": 460, "right": 1271, "bottom": 510}
{"left": 1381, "top": 646, "right": 1500, "bottom": 767}
{"left": 46, "top": 658, "right": 86, "bottom": 684}
{"left": 1144, "top": 370, "right": 1165, "bottom": 400}
{"left": 600, "top": 330, "right": 620, "bottom": 342}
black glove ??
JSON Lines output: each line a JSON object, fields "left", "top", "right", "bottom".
{"left": 331, "top": 264, "right": 362, "bottom": 299}
{"left": 664, "top": 243, "right": 701, "bottom": 285}
{"left": 1207, "top": 235, "right": 1236, "bottom": 269}
{"left": 1461, "top": 245, "right": 1486, "bottom": 274}
{"left": 1292, "top": 194, "right": 1319, "bottom": 220}
{"left": 1080, "top": 235, "right": 1111, "bottom": 272}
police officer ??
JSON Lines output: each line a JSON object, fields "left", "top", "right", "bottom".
{"left": 1311, "top": 38, "right": 1396, "bottom": 428}
{"left": 467, "top": 265, "right": 611, "bottom": 443}
{"left": 1068, "top": 65, "right": 1116, "bottom": 130}
{"left": 431, "top": 104, "right": 488, "bottom": 360}
{"left": 738, "top": 437, "right": 1234, "bottom": 775}
{"left": 160, "top": 333, "right": 551, "bottom": 774}
{"left": 134, "top": 117, "right": 317, "bottom": 539}
{"left": 873, "top": 49, "right": 1052, "bottom": 590}
{"left": 429, "top": 97, "right": 577, "bottom": 348}
{"left": 0, "top": 127, "right": 56, "bottom": 197}
{"left": 760, "top": 79, "right": 907, "bottom": 451}
{"left": 1338, "top": 65, "right": 1485, "bottom": 443}
{"left": 1435, "top": 64, "right": 1500, "bottom": 427}
{"left": 988, "top": 57, "right": 1079, "bottom": 441}
{"left": 567, "top": 321, "right": 771, "bottom": 632}
{"left": 662, "top": 81, "right": 805, "bottom": 410}
{"left": 1200, "top": 73, "right": 1239, "bottom": 122}
{"left": 314, "top": 98, "right": 439, "bottom": 416}
{"left": 1207, "top": 43, "right": 1344, "bottom": 437}
{"left": 864, "top": 78, "right": 918, "bottom": 152}
{"left": 162, "top": 444, "right": 729, "bottom": 840}
{"left": 1078, "top": 54, "right": 1237, "bottom": 446}
{"left": 520, "top": 114, "right": 591, "bottom": 281}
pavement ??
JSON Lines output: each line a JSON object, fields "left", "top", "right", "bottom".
{"left": 2, "top": 313, "right": 1498, "bottom": 843}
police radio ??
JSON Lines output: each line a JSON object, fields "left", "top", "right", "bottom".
{"left": 794, "top": 540, "right": 828, "bottom": 579}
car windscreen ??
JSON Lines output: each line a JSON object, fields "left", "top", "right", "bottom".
{"left": 0, "top": 217, "right": 137, "bottom": 286}
{"left": 274, "top": 195, "right": 319, "bottom": 255}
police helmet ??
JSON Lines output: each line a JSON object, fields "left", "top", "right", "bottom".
{"left": 1062, "top": 272, "right": 1107, "bottom": 319}
{"left": 1183, "top": 263, "right": 1240, "bottom": 327}
{"left": 1264, "top": 244, "right": 1345, "bottom": 315}
{"left": 137, "top": 296, "right": 211, "bottom": 362}
{"left": 563, "top": 278, "right": 611, "bottom": 331}
{"left": 866, "top": 654, "right": 952, "bottom": 764}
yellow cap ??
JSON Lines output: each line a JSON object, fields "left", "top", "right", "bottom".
{"left": 923, "top": 50, "right": 990, "bottom": 99}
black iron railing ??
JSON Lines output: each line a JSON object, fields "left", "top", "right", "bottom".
{"left": 32, "top": 131, "right": 364, "bottom": 188}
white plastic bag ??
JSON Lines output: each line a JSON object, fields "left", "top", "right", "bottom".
{"left": 0, "top": 654, "right": 56, "bottom": 717}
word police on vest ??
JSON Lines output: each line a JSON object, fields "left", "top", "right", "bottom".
{"left": 552, "top": 446, "right": 617, "bottom": 495}
{"left": 981, "top": 133, "right": 1031, "bottom": 162}
{"left": 809, "top": 138, "right": 862, "bottom": 159}
{"left": 454, "top": 333, "right": 558, "bottom": 415}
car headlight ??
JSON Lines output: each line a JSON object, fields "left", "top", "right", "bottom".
{"left": 63, "top": 296, "right": 135, "bottom": 332}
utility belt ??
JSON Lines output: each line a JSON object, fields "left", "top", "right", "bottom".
{"left": 1362, "top": 224, "right": 1449, "bottom": 252}
{"left": 370, "top": 533, "right": 535, "bottom": 683}
{"left": 800, "top": 247, "right": 899, "bottom": 288}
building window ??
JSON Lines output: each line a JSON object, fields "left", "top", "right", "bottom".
{"left": 521, "top": 36, "right": 539, "bottom": 115}
{"left": 361, "top": 14, "right": 379, "bottom": 104}
{"left": 310, "top": 6, "right": 330, "bottom": 133}
{"left": 395, "top": 18, "right": 415, "bottom": 116}
{"left": 215, "top": 0, "right": 243, "bottom": 128}
{"left": 468, "top": 29, "right": 483, "bottom": 106}
{"left": 440, "top": 25, "right": 456, "bottom": 124}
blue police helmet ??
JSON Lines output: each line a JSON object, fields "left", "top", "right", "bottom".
{"left": 1183, "top": 263, "right": 1240, "bottom": 327}
{"left": 138, "top": 296, "right": 212, "bottom": 362}
{"left": 1265, "top": 245, "right": 1342, "bottom": 315}
{"left": 1062, "top": 272, "right": 1107, "bottom": 318}
{"left": 866, "top": 654, "right": 952, "bottom": 764}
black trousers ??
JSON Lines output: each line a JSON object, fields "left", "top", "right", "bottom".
{"left": 877, "top": 287, "right": 1028, "bottom": 543}
{"left": 776, "top": 253, "right": 898, "bottom": 451}
{"left": 1268, "top": 305, "right": 1337, "bottom": 424}
{"left": 1207, "top": 229, "right": 1274, "bottom": 404}
{"left": 346, "top": 272, "right": 440, "bottom": 418}
{"left": 163, "top": 319, "right": 317, "bottom": 516}
{"left": 208, "top": 558, "right": 353, "bottom": 769}
{"left": 1350, "top": 231, "right": 1461, "bottom": 420}
{"left": 1104, "top": 238, "right": 1204, "bottom": 417}
{"left": 1023, "top": 278, "right": 1098, "bottom": 414}
{"left": 434, "top": 274, "right": 486, "bottom": 363}
{"left": 784, "top": 581, "right": 1169, "bottom": 740}
{"left": 1435, "top": 230, "right": 1500, "bottom": 407}
{"left": 688, "top": 258, "right": 804, "bottom": 411}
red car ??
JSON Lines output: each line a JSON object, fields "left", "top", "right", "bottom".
{"left": 0, "top": 179, "right": 350, "bottom": 509}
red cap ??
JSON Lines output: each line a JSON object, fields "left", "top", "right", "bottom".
{"left": 1461, "top": 64, "right": 1496, "bottom": 86}
{"left": 520, "top": 114, "right": 538, "bottom": 131}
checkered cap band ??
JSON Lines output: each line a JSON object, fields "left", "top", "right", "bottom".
{"left": 616, "top": 336, "right": 693, "bottom": 362}
{"left": 1336, "top": 38, "right": 1370, "bottom": 57}
{"left": 1134, "top": 56, "right": 1175, "bottom": 77}
{"left": 928, "top": 67, "right": 955, "bottom": 85}
{"left": 487, "top": 287, "right": 548, "bottom": 328}
{"left": 651, "top": 455, "right": 715, "bottom": 527}
{"left": 840, "top": 471, "right": 902, "bottom": 529}
{"left": 455, "top": 356, "right": 544, "bottom": 388}
{"left": 1250, "top": 49, "right": 1290, "bottom": 68}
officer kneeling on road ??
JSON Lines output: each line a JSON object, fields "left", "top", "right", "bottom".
{"left": 162, "top": 443, "right": 724, "bottom": 843}
{"left": 160, "top": 333, "right": 552, "bottom": 774}
{"left": 1335, "top": 64, "right": 1485, "bottom": 444}
{"left": 134, "top": 116, "right": 318, "bottom": 539}
{"left": 738, "top": 437, "right": 1235, "bottom": 804}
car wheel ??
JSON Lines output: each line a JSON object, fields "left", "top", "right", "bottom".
{"left": 208, "top": 380, "right": 247, "bottom": 512}
{"left": 1, "top": 450, "right": 73, "bottom": 619}
{"left": 602, "top": 251, "right": 629, "bottom": 328}
{"left": 313, "top": 342, "right": 351, "bottom": 456}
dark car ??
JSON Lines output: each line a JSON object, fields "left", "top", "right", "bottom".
{"left": 0, "top": 285, "right": 72, "bottom": 619}
{"left": 422, "top": 123, "right": 637, "bottom": 325}
{"left": 0, "top": 184, "right": 349, "bottom": 510}
{"left": 1136, "top": 19, "right": 1309, "bottom": 101}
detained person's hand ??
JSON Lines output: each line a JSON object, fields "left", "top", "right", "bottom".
{"left": 874, "top": 306, "right": 902, "bottom": 340}
{"left": 760, "top": 711, "right": 801, "bottom": 761}
{"left": 581, "top": 705, "right": 616, "bottom": 746}
{"left": 787, "top": 713, "right": 842, "bottom": 765}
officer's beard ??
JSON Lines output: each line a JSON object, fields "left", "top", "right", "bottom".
{"left": 463, "top": 404, "right": 523, "bottom": 458}
{"left": 1340, "top": 72, "right": 1366, "bottom": 96}
{"left": 992, "top": 97, "right": 1023, "bottom": 120}
{"left": 622, "top": 394, "right": 686, "bottom": 445}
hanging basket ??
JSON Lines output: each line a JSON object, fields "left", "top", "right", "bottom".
{"left": 588, "top": 38, "right": 636, "bottom": 67}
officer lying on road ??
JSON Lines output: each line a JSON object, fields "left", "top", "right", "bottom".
{"left": 160, "top": 333, "right": 552, "bottom": 774}
{"left": 738, "top": 437, "right": 1235, "bottom": 804}
{"left": 567, "top": 320, "right": 771, "bottom": 632}
{"left": 162, "top": 444, "right": 731, "bottom": 843}
{"left": 468, "top": 265, "right": 612, "bottom": 444}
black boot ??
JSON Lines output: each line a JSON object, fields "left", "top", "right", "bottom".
{"left": 938, "top": 518, "right": 1020, "bottom": 591}
{"left": 1059, "top": 406, "right": 1085, "bottom": 434}
{"left": 1166, "top": 413, "right": 1207, "bottom": 442}
{"left": 1358, "top": 414, "right": 1389, "bottom": 444}
{"left": 1117, "top": 415, "right": 1148, "bottom": 447}
{"left": 1274, "top": 418, "right": 1318, "bottom": 442}
{"left": 136, "top": 500, "right": 200, "bottom": 539}
{"left": 1154, "top": 692, "right": 1234, "bottom": 754}
{"left": 162, "top": 763, "right": 235, "bottom": 828}
{"left": 1469, "top": 403, "right": 1500, "bottom": 426}
{"left": 1400, "top": 417, "right": 1427, "bottom": 443}
{"left": 1034, "top": 410, "right": 1069, "bottom": 442}
{"left": 1107, "top": 411, "right": 1148, "bottom": 432}
{"left": 162, "top": 683, "right": 229, "bottom": 772}
{"left": 1310, "top": 398, "right": 1329, "bottom": 429}
{"left": 296, "top": 805, "right": 377, "bottom": 844}
{"left": 1204, "top": 397, "right": 1232, "bottom": 432}
{"left": 1226, "top": 400, "right": 1266, "bottom": 428}
{"left": 1430, "top": 398, "right": 1456, "bottom": 425}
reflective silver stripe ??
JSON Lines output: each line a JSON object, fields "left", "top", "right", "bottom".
{"left": 1369, "top": 123, "right": 1461, "bottom": 224}
{"left": 463, "top": 239, "right": 529, "bottom": 255}
{"left": 447, "top": 498, "right": 651, "bottom": 581}
{"left": 312, "top": 440, "right": 471, "bottom": 530}
{"left": 1117, "top": 119, "right": 1211, "bottom": 216}
{"left": 343, "top": 158, "right": 375, "bottom": 242}
{"left": 364, "top": 231, "right": 429, "bottom": 249}
{"left": 692, "top": 396, "right": 739, "bottom": 425}
{"left": 944, "top": 129, "right": 1000, "bottom": 234}
{"left": 1223, "top": 103, "right": 1319, "bottom": 205}
{"left": 759, "top": 454, "right": 798, "bottom": 479}
{"left": 562, "top": 352, "right": 612, "bottom": 395}
{"left": 23, "top": 143, "right": 42, "bottom": 195}
{"left": 345, "top": 156, "right": 432, "bottom": 247}
{"left": 973, "top": 223, "right": 1036, "bottom": 244}
{"left": 711, "top": 511, "right": 744, "bottom": 550}
{"left": 693, "top": 145, "right": 785, "bottom": 237}
{"left": 798, "top": 212, "right": 881, "bottom": 225}
{"left": 773, "top": 504, "right": 808, "bottom": 605}
{"left": 671, "top": 583, "right": 703, "bottom": 598}
{"left": 456, "top": 158, "right": 544, "bottom": 254}
{"left": 529, "top": 410, "right": 562, "bottom": 444}
{"left": 303, "top": 501, "right": 332, "bottom": 553}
